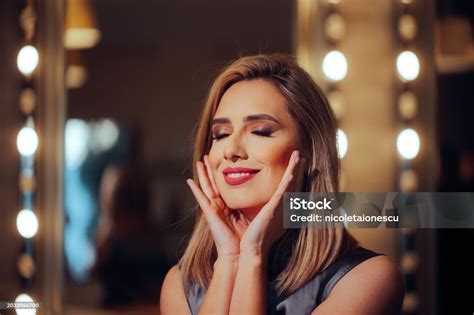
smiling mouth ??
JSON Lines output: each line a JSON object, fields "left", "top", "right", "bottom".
{"left": 222, "top": 167, "right": 260, "bottom": 186}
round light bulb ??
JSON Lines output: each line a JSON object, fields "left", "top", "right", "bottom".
{"left": 322, "top": 50, "right": 348, "bottom": 82}
{"left": 397, "top": 128, "right": 420, "bottom": 159}
{"left": 17, "top": 45, "right": 39, "bottom": 76}
{"left": 396, "top": 51, "right": 420, "bottom": 82}
{"left": 398, "top": 14, "right": 417, "bottom": 41}
{"left": 400, "top": 169, "right": 418, "bottom": 191}
{"left": 17, "top": 126, "right": 39, "bottom": 156}
{"left": 15, "top": 293, "right": 37, "bottom": 315}
{"left": 398, "top": 91, "right": 418, "bottom": 119}
{"left": 324, "top": 13, "right": 346, "bottom": 42}
{"left": 337, "top": 128, "right": 348, "bottom": 159}
{"left": 16, "top": 209, "right": 39, "bottom": 239}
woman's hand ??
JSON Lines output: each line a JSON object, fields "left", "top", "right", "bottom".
{"left": 186, "top": 150, "right": 301, "bottom": 258}
{"left": 186, "top": 156, "right": 250, "bottom": 257}
{"left": 239, "top": 150, "right": 301, "bottom": 257}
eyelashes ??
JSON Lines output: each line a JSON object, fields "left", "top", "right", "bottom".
{"left": 212, "top": 129, "right": 275, "bottom": 141}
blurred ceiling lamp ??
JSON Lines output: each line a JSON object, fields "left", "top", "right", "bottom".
{"left": 323, "top": 50, "right": 348, "bottom": 81}
{"left": 396, "top": 50, "right": 420, "bottom": 82}
{"left": 65, "top": 0, "right": 101, "bottom": 49}
{"left": 337, "top": 128, "right": 348, "bottom": 159}
{"left": 397, "top": 128, "right": 420, "bottom": 160}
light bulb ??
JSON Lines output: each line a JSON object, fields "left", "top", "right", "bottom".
{"left": 396, "top": 51, "right": 420, "bottom": 82}
{"left": 337, "top": 128, "right": 348, "bottom": 159}
{"left": 397, "top": 128, "right": 420, "bottom": 159}
{"left": 16, "top": 209, "right": 39, "bottom": 239}
{"left": 17, "top": 126, "right": 39, "bottom": 156}
{"left": 15, "top": 293, "right": 37, "bottom": 315}
{"left": 17, "top": 45, "right": 39, "bottom": 76}
{"left": 323, "top": 50, "right": 348, "bottom": 81}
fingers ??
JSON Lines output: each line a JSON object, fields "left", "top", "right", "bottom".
{"left": 282, "top": 150, "right": 300, "bottom": 183}
{"left": 262, "top": 150, "right": 300, "bottom": 214}
{"left": 203, "top": 155, "right": 219, "bottom": 195}
{"left": 196, "top": 160, "right": 217, "bottom": 200}
{"left": 186, "top": 179, "right": 211, "bottom": 213}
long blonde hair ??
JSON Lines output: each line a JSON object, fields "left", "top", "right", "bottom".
{"left": 179, "top": 54, "right": 357, "bottom": 296}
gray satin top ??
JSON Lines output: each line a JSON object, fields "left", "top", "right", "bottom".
{"left": 185, "top": 246, "right": 381, "bottom": 315}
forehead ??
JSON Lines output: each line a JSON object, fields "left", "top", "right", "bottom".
{"left": 214, "top": 79, "right": 290, "bottom": 120}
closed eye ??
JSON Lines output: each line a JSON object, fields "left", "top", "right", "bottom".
{"left": 252, "top": 129, "right": 274, "bottom": 137}
{"left": 212, "top": 133, "right": 229, "bottom": 141}
{"left": 212, "top": 128, "right": 275, "bottom": 141}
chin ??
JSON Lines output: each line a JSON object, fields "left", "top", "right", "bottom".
{"left": 222, "top": 194, "right": 267, "bottom": 211}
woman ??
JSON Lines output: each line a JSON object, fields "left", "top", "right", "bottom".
{"left": 160, "top": 54, "right": 404, "bottom": 314}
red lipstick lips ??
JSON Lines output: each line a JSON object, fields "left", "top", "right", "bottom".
{"left": 222, "top": 167, "right": 260, "bottom": 186}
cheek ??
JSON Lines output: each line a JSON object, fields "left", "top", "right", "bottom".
{"left": 252, "top": 140, "right": 294, "bottom": 174}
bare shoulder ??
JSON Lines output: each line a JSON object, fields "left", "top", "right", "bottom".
{"left": 312, "top": 255, "right": 405, "bottom": 315}
{"left": 160, "top": 265, "right": 191, "bottom": 315}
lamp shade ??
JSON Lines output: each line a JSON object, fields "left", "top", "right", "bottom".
{"left": 65, "top": 0, "right": 101, "bottom": 49}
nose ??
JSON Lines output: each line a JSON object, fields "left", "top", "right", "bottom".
{"left": 223, "top": 132, "right": 247, "bottom": 163}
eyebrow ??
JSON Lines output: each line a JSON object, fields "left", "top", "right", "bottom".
{"left": 210, "top": 114, "right": 281, "bottom": 127}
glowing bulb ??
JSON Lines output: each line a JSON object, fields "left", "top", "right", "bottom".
{"left": 16, "top": 209, "right": 39, "bottom": 239}
{"left": 17, "top": 126, "right": 39, "bottom": 156}
{"left": 322, "top": 50, "right": 348, "bottom": 81}
{"left": 17, "top": 45, "right": 39, "bottom": 76}
{"left": 15, "top": 293, "right": 37, "bottom": 315}
{"left": 337, "top": 128, "right": 348, "bottom": 159}
{"left": 398, "top": 14, "right": 417, "bottom": 41}
{"left": 398, "top": 91, "right": 418, "bottom": 120}
{"left": 324, "top": 13, "right": 346, "bottom": 42}
{"left": 400, "top": 169, "right": 418, "bottom": 191}
{"left": 396, "top": 51, "right": 420, "bottom": 82}
{"left": 397, "top": 128, "right": 420, "bottom": 159}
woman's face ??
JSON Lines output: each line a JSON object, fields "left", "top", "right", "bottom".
{"left": 208, "top": 79, "right": 298, "bottom": 219}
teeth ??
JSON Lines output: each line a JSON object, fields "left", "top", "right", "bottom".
{"left": 228, "top": 172, "right": 251, "bottom": 178}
